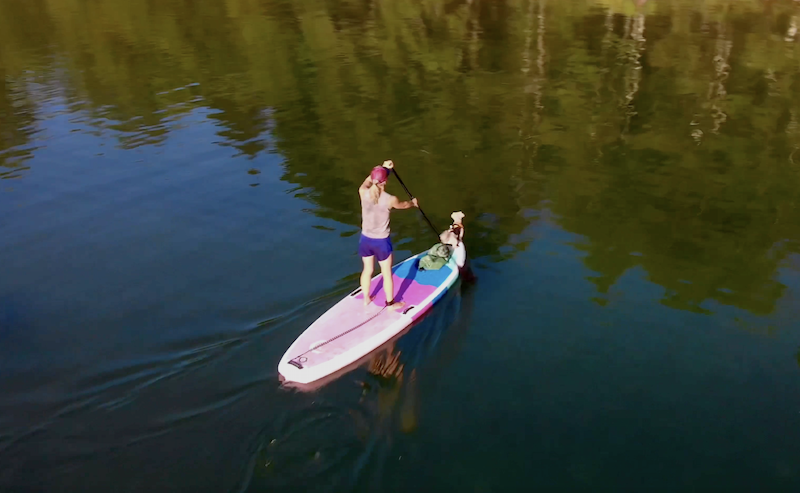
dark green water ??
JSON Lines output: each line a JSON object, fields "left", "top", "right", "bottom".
{"left": 2, "top": 0, "right": 800, "bottom": 490}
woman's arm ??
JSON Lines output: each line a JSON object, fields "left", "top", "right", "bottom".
{"left": 388, "top": 195, "right": 418, "bottom": 210}
{"left": 359, "top": 175, "right": 373, "bottom": 193}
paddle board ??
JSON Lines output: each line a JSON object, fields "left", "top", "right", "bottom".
{"left": 278, "top": 236, "right": 466, "bottom": 386}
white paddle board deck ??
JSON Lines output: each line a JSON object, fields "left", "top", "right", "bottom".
{"left": 278, "top": 251, "right": 461, "bottom": 385}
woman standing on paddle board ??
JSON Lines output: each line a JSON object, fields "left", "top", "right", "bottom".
{"left": 358, "top": 160, "right": 418, "bottom": 311}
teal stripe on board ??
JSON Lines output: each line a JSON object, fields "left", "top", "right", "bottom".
{"left": 393, "top": 256, "right": 454, "bottom": 287}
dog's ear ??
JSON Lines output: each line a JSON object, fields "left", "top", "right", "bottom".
{"left": 452, "top": 224, "right": 464, "bottom": 240}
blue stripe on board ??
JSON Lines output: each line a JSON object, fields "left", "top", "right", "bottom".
{"left": 392, "top": 254, "right": 454, "bottom": 287}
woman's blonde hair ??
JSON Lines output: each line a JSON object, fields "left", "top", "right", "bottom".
{"left": 369, "top": 182, "right": 383, "bottom": 204}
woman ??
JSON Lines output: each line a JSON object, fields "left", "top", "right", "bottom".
{"left": 358, "top": 160, "right": 418, "bottom": 310}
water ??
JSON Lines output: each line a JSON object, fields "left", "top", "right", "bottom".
{"left": 2, "top": 0, "right": 800, "bottom": 490}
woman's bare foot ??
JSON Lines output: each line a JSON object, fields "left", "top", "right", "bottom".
{"left": 363, "top": 295, "right": 374, "bottom": 307}
{"left": 386, "top": 299, "right": 405, "bottom": 312}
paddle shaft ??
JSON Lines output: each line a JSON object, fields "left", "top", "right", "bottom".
{"left": 390, "top": 167, "right": 440, "bottom": 239}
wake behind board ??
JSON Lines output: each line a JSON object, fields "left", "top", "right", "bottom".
{"left": 278, "top": 238, "right": 466, "bottom": 386}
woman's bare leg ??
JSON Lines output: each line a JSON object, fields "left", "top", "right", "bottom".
{"left": 378, "top": 254, "right": 405, "bottom": 311}
{"left": 361, "top": 256, "right": 375, "bottom": 306}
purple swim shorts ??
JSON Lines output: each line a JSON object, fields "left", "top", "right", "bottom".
{"left": 358, "top": 234, "right": 393, "bottom": 261}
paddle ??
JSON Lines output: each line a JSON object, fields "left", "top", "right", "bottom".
{"left": 389, "top": 166, "right": 440, "bottom": 240}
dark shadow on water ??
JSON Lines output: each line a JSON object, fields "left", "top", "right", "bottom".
{"left": 0, "top": 293, "right": 32, "bottom": 342}
{"left": 0, "top": 299, "right": 15, "bottom": 342}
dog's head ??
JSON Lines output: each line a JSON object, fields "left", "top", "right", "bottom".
{"left": 439, "top": 211, "right": 465, "bottom": 246}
